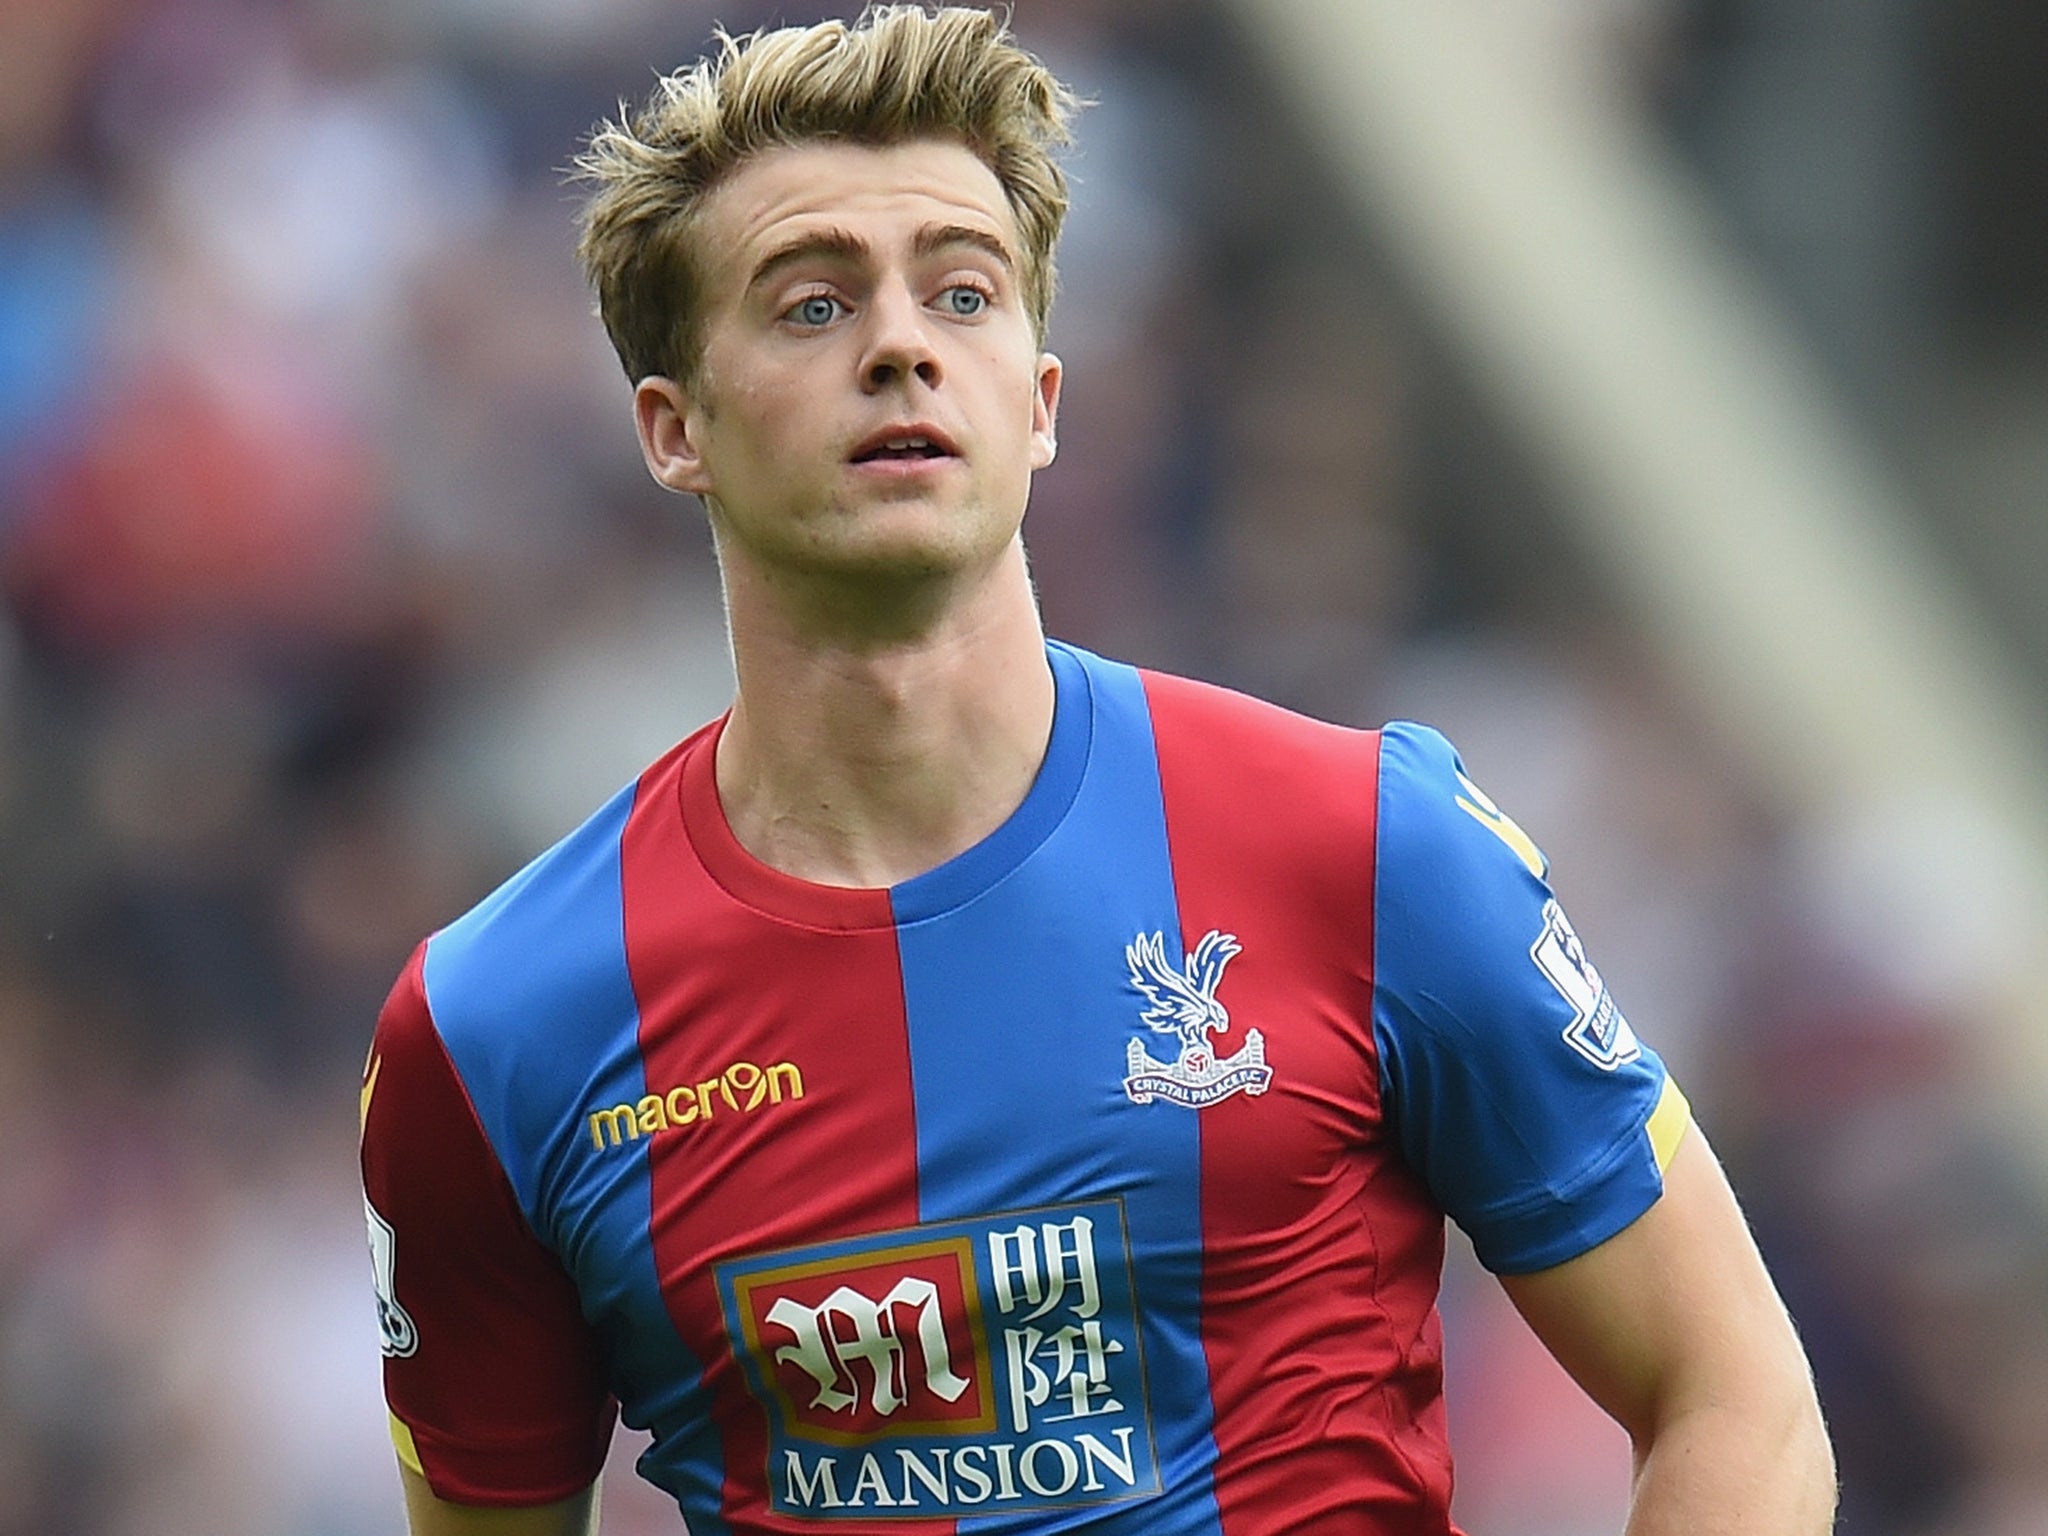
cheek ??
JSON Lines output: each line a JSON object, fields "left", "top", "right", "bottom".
{"left": 714, "top": 381, "right": 811, "bottom": 477}
{"left": 980, "top": 352, "right": 1043, "bottom": 429}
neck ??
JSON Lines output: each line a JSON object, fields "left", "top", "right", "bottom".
{"left": 713, "top": 538, "right": 1056, "bottom": 888}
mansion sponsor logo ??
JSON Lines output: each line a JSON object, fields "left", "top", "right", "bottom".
{"left": 780, "top": 1427, "right": 1145, "bottom": 1514}
{"left": 717, "top": 1200, "right": 1160, "bottom": 1519}
{"left": 587, "top": 1060, "right": 803, "bottom": 1150}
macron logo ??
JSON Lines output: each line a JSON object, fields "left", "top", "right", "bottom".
{"left": 588, "top": 1059, "right": 804, "bottom": 1150}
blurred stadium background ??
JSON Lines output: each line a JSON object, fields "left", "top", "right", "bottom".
{"left": 4, "top": 0, "right": 2047, "bottom": 1531}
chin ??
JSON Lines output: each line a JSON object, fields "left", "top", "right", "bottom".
{"left": 815, "top": 537, "right": 1000, "bottom": 587}
{"left": 806, "top": 506, "right": 1018, "bottom": 581}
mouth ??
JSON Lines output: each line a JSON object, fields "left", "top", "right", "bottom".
{"left": 849, "top": 426, "right": 961, "bottom": 465}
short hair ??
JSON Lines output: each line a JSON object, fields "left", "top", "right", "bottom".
{"left": 573, "top": 5, "right": 1080, "bottom": 386}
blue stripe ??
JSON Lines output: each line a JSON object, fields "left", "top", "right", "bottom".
{"left": 890, "top": 644, "right": 1093, "bottom": 925}
{"left": 424, "top": 783, "right": 642, "bottom": 1222}
{"left": 422, "top": 782, "right": 731, "bottom": 1532}
{"left": 893, "top": 648, "right": 1225, "bottom": 1534}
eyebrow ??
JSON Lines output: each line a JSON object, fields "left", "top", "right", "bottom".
{"left": 744, "top": 221, "right": 1017, "bottom": 296}
{"left": 745, "top": 226, "right": 870, "bottom": 295}
{"left": 913, "top": 222, "right": 1017, "bottom": 274}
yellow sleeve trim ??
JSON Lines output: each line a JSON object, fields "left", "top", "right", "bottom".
{"left": 359, "top": 1053, "right": 382, "bottom": 1138}
{"left": 1647, "top": 1075, "right": 1692, "bottom": 1173}
{"left": 1454, "top": 771, "right": 1547, "bottom": 879}
{"left": 389, "top": 1411, "right": 424, "bottom": 1476}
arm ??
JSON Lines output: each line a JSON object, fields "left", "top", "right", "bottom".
{"left": 1499, "top": 1126, "right": 1836, "bottom": 1535}
{"left": 400, "top": 1466, "right": 598, "bottom": 1536}
{"left": 362, "top": 952, "right": 618, "bottom": 1522}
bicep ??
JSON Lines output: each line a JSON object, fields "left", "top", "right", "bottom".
{"left": 401, "top": 1465, "right": 598, "bottom": 1536}
{"left": 1498, "top": 1125, "right": 1812, "bottom": 1442}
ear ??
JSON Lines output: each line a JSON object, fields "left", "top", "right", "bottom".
{"left": 634, "top": 375, "right": 715, "bottom": 496}
{"left": 1029, "top": 352, "right": 1063, "bottom": 470}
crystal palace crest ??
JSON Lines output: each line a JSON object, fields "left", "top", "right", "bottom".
{"left": 1121, "top": 930, "right": 1272, "bottom": 1109}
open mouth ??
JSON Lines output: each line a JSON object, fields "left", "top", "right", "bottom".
{"left": 850, "top": 430, "right": 958, "bottom": 464}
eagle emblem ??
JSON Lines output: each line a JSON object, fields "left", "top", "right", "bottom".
{"left": 1122, "top": 929, "right": 1273, "bottom": 1108}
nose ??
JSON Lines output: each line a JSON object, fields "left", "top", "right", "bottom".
{"left": 859, "top": 283, "right": 942, "bottom": 393}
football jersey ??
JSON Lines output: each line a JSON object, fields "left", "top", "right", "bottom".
{"left": 359, "top": 640, "right": 1689, "bottom": 1532}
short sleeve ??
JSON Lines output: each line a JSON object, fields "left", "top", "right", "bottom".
{"left": 360, "top": 945, "right": 617, "bottom": 1506}
{"left": 1371, "top": 723, "right": 1691, "bottom": 1274}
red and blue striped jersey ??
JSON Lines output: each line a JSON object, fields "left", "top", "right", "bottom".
{"left": 360, "top": 641, "right": 1687, "bottom": 1532}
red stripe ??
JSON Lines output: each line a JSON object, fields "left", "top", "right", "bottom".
{"left": 365, "top": 947, "right": 615, "bottom": 1504}
{"left": 1142, "top": 673, "right": 1460, "bottom": 1533}
{"left": 619, "top": 731, "right": 952, "bottom": 1532}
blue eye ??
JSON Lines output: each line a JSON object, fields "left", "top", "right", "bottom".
{"left": 791, "top": 295, "right": 840, "bottom": 326}
{"left": 941, "top": 286, "right": 988, "bottom": 317}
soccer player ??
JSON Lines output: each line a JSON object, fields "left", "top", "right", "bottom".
{"left": 358, "top": 7, "right": 1836, "bottom": 1533}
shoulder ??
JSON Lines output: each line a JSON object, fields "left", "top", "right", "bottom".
{"left": 1104, "top": 659, "right": 1385, "bottom": 901}
{"left": 403, "top": 728, "right": 711, "bottom": 1170}
{"left": 1375, "top": 719, "right": 1549, "bottom": 891}
{"left": 1133, "top": 658, "right": 1376, "bottom": 755}
{"left": 1129, "top": 658, "right": 1382, "bottom": 791}
{"left": 1092, "top": 652, "right": 1533, "bottom": 891}
{"left": 423, "top": 779, "right": 643, "bottom": 1046}
{"left": 1370, "top": 719, "right": 1569, "bottom": 1026}
{"left": 422, "top": 723, "right": 707, "bottom": 1052}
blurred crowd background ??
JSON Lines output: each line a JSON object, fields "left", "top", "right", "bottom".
{"left": 4, "top": 0, "right": 2048, "bottom": 1532}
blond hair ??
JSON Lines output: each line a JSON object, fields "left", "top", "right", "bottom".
{"left": 573, "top": 5, "right": 1079, "bottom": 386}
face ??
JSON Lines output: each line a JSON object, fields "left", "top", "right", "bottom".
{"left": 635, "top": 139, "right": 1061, "bottom": 595}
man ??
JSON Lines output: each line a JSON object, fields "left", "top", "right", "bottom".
{"left": 359, "top": 7, "right": 1836, "bottom": 1533}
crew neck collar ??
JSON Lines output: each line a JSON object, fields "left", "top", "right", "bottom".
{"left": 677, "top": 641, "right": 1095, "bottom": 930}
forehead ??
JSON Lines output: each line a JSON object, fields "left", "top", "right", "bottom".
{"left": 695, "top": 139, "right": 1018, "bottom": 286}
